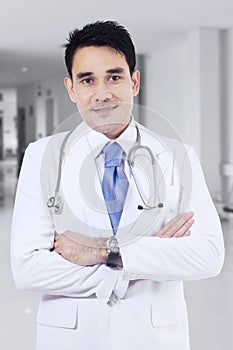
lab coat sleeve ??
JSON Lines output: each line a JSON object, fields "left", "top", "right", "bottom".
{"left": 10, "top": 141, "right": 122, "bottom": 302}
{"left": 120, "top": 146, "right": 225, "bottom": 282}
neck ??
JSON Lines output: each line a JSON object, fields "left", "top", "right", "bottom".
{"left": 104, "top": 123, "right": 130, "bottom": 139}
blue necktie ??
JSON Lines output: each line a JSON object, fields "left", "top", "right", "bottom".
{"left": 102, "top": 142, "right": 129, "bottom": 234}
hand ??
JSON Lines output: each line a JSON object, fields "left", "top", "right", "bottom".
{"left": 154, "top": 211, "right": 194, "bottom": 238}
{"left": 54, "top": 231, "right": 107, "bottom": 266}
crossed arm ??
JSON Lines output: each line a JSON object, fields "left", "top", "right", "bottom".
{"left": 11, "top": 141, "right": 224, "bottom": 300}
{"left": 54, "top": 211, "right": 195, "bottom": 266}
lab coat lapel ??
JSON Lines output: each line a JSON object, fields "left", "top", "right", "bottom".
{"left": 60, "top": 132, "right": 112, "bottom": 236}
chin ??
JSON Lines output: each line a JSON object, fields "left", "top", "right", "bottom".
{"left": 94, "top": 122, "right": 128, "bottom": 139}
{"left": 94, "top": 124, "right": 115, "bottom": 135}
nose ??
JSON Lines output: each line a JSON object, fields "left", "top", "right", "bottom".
{"left": 94, "top": 82, "right": 113, "bottom": 102}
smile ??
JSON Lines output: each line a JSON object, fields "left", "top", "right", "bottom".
{"left": 91, "top": 103, "right": 118, "bottom": 115}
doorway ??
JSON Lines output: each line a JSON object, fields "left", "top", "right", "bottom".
{"left": 0, "top": 117, "right": 3, "bottom": 161}
{"left": 46, "top": 98, "right": 54, "bottom": 136}
{"left": 17, "top": 107, "right": 26, "bottom": 176}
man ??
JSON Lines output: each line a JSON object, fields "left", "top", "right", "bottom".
{"left": 11, "top": 21, "right": 224, "bottom": 350}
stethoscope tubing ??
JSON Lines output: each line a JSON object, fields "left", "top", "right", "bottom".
{"left": 47, "top": 124, "right": 161, "bottom": 212}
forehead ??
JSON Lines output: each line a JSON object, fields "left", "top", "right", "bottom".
{"left": 71, "top": 46, "right": 129, "bottom": 73}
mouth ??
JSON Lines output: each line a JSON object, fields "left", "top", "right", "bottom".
{"left": 90, "top": 102, "right": 118, "bottom": 115}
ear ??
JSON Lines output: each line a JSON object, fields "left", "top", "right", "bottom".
{"left": 131, "top": 70, "right": 140, "bottom": 97}
{"left": 64, "top": 76, "right": 76, "bottom": 103}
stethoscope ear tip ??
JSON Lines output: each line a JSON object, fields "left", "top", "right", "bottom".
{"left": 137, "top": 202, "right": 163, "bottom": 210}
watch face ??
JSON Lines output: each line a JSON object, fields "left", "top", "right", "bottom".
{"left": 107, "top": 236, "right": 119, "bottom": 253}
{"left": 111, "top": 245, "right": 119, "bottom": 253}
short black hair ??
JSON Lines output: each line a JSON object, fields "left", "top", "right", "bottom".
{"left": 64, "top": 20, "right": 136, "bottom": 79}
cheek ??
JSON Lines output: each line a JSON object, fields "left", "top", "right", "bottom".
{"left": 111, "top": 84, "right": 133, "bottom": 102}
{"left": 119, "top": 82, "right": 135, "bottom": 99}
{"left": 73, "top": 90, "right": 92, "bottom": 109}
{"left": 119, "top": 89, "right": 134, "bottom": 103}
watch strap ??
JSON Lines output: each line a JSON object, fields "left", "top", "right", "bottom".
{"left": 106, "top": 251, "right": 120, "bottom": 268}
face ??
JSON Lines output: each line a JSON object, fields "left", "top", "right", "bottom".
{"left": 64, "top": 46, "right": 140, "bottom": 139}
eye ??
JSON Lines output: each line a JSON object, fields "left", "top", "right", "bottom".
{"left": 81, "top": 78, "right": 93, "bottom": 85}
{"left": 109, "top": 75, "right": 121, "bottom": 82}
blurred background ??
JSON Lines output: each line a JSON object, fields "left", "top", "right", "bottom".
{"left": 1, "top": 0, "right": 233, "bottom": 349}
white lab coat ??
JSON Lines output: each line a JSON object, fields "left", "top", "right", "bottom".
{"left": 11, "top": 121, "right": 224, "bottom": 350}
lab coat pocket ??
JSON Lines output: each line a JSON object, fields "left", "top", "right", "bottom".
{"left": 37, "top": 297, "right": 78, "bottom": 329}
{"left": 150, "top": 299, "right": 187, "bottom": 328}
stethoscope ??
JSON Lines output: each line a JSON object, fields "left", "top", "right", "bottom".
{"left": 47, "top": 124, "right": 164, "bottom": 214}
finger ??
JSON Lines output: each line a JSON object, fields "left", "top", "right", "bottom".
{"left": 172, "top": 230, "right": 191, "bottom": 239}
{"left": 172, "top": 219, "right": 194, "bottom": 237}
{"left": 165, "top": 214, "right": 194, "bottom": 237}
{"left": 170, "top": 212, "right": 194, "bottom": 231}
{"left": 162, "top": 212, "right": 193, "bottom": 235}
{"left": 54, "top": 246, "right": 61, "bottom": 254}
{"left": 54, "top": 234, "right": 63, "bottom": 241}
{"left": 164, "top": 218, "right": 193, "bottom": 238}
{"left": 176, "top": 229, "right": 191, "bottom": 238}
{"left": 56, "top": 235, "right": 71, "bottom": 246}
{"left": 158, "top": 213, "right": 184, "bottom": 236}
{"left": 159, "top": 212, "right": 194, "bottom": 237}
{"left": 53, "top": 241, "right": 60, "bottom": 249}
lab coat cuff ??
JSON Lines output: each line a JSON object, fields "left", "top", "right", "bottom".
{"left": 120, "top": 244, "right": 148, "bottom": 280}
{"left": 114, "top": 270, "right": 129, "bottom": 298}
{"left": 95, "top": 265, "right": 118, "bottom": 303}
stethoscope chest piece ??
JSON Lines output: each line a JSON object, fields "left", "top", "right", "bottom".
{"left": 47, "top": 196, "right": 55, "bottom": 208}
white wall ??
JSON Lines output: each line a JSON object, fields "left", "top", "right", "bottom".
{"left": 0, "top": 88, "right": 17, "bottom": 156}
{"left": 144, "top": 36, "right": 187, "bottom": 138}
{"left": 143, "top": 28, "right": 221, "bottom": 199}
{"left": 17, "top": 74, "right": 77, "bottom": 143}
{"left": 220, "top": 29, "right": 233, "bottom": 207}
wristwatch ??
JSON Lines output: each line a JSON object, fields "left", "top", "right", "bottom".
{"left": 105, "top": 236, "right": 120, "bottom": 268}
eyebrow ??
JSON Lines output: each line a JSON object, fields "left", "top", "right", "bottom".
{"left": 106, "top": 67, "right": 125, "bottom": 74}
{"left": 76, "top": 72, "right": 92, "bottom": 79}
{"left": 76, "top": 67, "right": 125, "bottom": 80}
